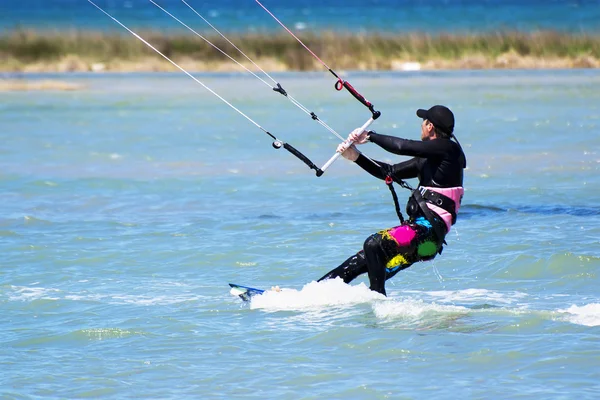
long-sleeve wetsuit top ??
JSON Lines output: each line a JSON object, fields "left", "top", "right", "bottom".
{"left": 355, "top": 132, "right": 465, "bottom": 188}
{"left": 355, "top": 132, "right": 466, "bottom": 232}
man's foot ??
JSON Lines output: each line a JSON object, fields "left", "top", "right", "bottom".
{"left": 270, "top": 285, "right": 281, "bottom": 292}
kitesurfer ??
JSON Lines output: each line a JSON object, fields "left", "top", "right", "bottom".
{"left": 318, "top": 105, "right": 466, "bottom": 296}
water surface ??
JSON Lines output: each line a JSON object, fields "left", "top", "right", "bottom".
{"left": 1, "top": 69, "right": 599, "bottom": 398}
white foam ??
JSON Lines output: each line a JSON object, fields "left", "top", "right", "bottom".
{"left": 373, "top": 298, "right": 468, "bottom": 320}
{"left": 249, "top": 282, "right": 512, "bottom": 322}
{"left": 420, "top": 288, "right": 527, "bottom": 305}
{"left": 557, "top": 303, "right": 600, "bottom": 327}
{"left": 8, "top": 285, "right": 60, "bottom": 301}
{"left": 250, "top": 278, "right": 385, "bottom": 311}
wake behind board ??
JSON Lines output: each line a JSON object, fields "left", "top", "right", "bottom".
{"left": 229, "top": 283, "right": 265, "bottom": 302}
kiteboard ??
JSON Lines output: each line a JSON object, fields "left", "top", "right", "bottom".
{"left": 229, "top": 283, "right": 265, "bottom": 302}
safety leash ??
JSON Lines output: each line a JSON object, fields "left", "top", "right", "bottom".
{"left": 385, "top": 176, "right": 405, "bottom": 223}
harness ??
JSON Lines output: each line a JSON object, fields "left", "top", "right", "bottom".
{"left": 384, "top": 172, "right": 457, "bottom": 254}
{"left": 410, "top": 188, "right": 452, "bottom": 253}
{"left": 413, "top": 187, "right": 457, "bottom": 224}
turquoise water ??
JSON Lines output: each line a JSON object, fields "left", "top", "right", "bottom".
{"left": 1, "top": 70, "right": 600, "bottom": 398}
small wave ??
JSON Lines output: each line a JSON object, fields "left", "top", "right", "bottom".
{"left": 461, "top": 204, "right": 600, "bottom": 218}
{"left": 239, "top": 280, "right": 600, "bottom": 331}
{"left": 373, "top": 299, "right": 469, "bottom": 329}
{"left": 256, "top": 214, "right": 283, "bottom": 220}
{"left": 8, "top": 285, "right": 60, "bottom": 301}
{"left": 557, "top": 303, "right": 600, "bottom": 327}
{"left": 421, "top": 288, "right": 527, "bottom": 305}
{"left": 461, "top": 204, "right": 506, "bottom": 213}
{"left": 89, "top": 151, "right": 124, "bottom": 160}
{"left": 110, "top": 294, "right": 201, "bottom": 306}
{"left": 513, "top": 205, "right": 600, "bottom": 217}
{"left": 249, "top": 282, "right": 529, "bottom": 317}
{"left": 75, "top": 328, "right": 146, "bottom": 340}
{"left": 11, "top": 328, "right": 148, "bottom": 347}
{"left": 22, "top": 215, "right": 52, "bottom": 225}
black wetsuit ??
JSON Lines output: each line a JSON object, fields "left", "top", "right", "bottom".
{"left": 356, "top": 132, "right": 465, "bottom": 187}
{"left": 318, "top": 132, "right": 466, "bottom": 295}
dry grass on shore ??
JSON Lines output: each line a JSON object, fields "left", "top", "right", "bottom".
{"left": 1, "top": 29, "right": 599, "bottom": 73}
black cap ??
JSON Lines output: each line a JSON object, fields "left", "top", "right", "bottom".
{"left": 416, "top": 105, "right": 454, "bottom": 136}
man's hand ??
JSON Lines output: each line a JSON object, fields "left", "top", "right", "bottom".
{"left": 336, "top": 128, "right": 370, "bottom": 161}
{"left": 337, "top": 142, "right": 360, "bottom": 161}
{"left": 348, "top": 127, "right": 370, "bottom": 144}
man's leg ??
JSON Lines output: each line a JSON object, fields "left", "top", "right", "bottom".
{"left": 363, "top": 235, "right": 388, "bottom": 295}
{"left": 363, "top": 223, "right": 421, "bottom": 296}
{"left": 317, "top": 250, "right": 368, "bottom": 284}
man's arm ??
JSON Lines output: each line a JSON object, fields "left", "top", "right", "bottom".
{"left": 335, "top": 128, "right": 421, "bottom": 181}
{"left": 369, "top": 132, "right": 451, "bottom": 158}
{"left": 355, "top": 154, "right": 420, "bottom": 181}
{"left": 354, "top": 153, "right": 388, "bottom": 180}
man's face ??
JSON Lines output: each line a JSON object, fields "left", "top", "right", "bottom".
{"left": 421, "top": 119, "right": 434, "bottom": 141}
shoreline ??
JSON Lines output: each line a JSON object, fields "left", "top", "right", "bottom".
{"left": 1, "top": 58, "right": 597, "bottom": 92}
{"left": 1, "top": 29, "right": 599, "bottom": 76}
{"left": 2, "top": 52, "right": 598, "bottom": 75}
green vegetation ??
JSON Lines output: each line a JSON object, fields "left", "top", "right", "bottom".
{"left": 1, "top": 29, "right": 599, "bottom": 72}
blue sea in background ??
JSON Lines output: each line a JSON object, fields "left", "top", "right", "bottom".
{"left": 1, "top": 0, "right": 600, "bottom": 33}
